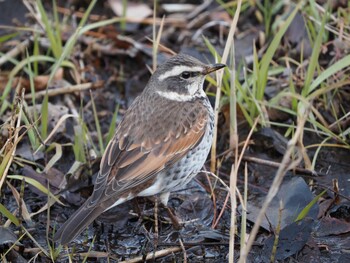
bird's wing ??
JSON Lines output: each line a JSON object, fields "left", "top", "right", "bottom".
{"left": 87, "top": 98, "right": 210, "bottom": 208}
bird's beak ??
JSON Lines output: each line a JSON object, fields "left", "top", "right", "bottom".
{"left": 203, "top": 63, "right": 226, "bottom": 75}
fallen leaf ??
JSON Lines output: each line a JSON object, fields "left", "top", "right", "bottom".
{"left": 259, "top": 218, "right": 314, "bottom": 262}
{"left": 12, "top": 68, "right": 64, "bottom": 91}
{"left": 315, "top": 217, "right": 350, "bottom": 237}
{"left": 108, "top": 0, "right": 152, "bottom": 20}
{"left": 244, "top": 177, "right": 319, "bottom": 231}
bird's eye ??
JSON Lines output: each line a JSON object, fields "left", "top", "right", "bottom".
{"left": 181, "top": 71, "right": 191, "bottom": 79}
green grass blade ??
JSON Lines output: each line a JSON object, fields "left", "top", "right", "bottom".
{"left": 7, "top": 175, "right": 62, "bottom": 204}
{"left": 308, "top": 54, "right": 350, "bottom": 95}
{"left": 33, "top": 33, "right": 40, "bottom": 76}
{"left": 258, "top": 2, "right": 301, "bottom": 98}
{"left": 36, "top": 0, "right": 61, "bottom": 58}
{"left": 78, "top": 0, "right": 98, "bottom": 27}
{"left": 302, "top": 11, "right": 327, "bottom": 96}
{"left": 90, "top": 92, "right": 104, "bottom": 153}
{"left": 0, "top": 79, "right": 13, "bottom": 115}
{"left": 43, "top": 143, "right": 62, "bottom": 173}
{"left": 25, "top": 51, "right": 38, "bottom": 123}
{"left": 52, "top": 0, "right": 62, "bottom": 53}
{"left": 40, "top": 93, "right": 49, "bottom": 139}
{"left": 80, "top": 18, "right": 122, "bottom": 35}
{"left": 47, "top": 27, "right": 81, "bottom": 85}
{"left": 295, "top": 189, "right": 327, "bottom": 222}
{"left": 73, "top": 124, "right": 87, "bottom": 163}
{"left": 120, "top": 0, "right": 128, "bottom": 31}
{"left": 0, "top": 32, "right": 18, "bottom": 43}
{"left": 106, "top": 104, "right": 119, "bottom": 146}
{"left": 251, "top": 44, "right": 259, "bottom": 118}
{"left": 9, "top": 55, "right": 74, "bottom": 79}
{"left": 21, "top": 103, "right": 37, "bottom": 149}
{"left": 0, "top": 204, "right": 20, "bottom": 226}
{"left": 290, "top": 74, "right": 298, "bottom": 112}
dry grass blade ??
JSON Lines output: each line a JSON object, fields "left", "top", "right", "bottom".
{"left": 34, "top": 113, "right": 78, "bottom": 154}
{"left": 119, "top": 247, "right": 182, "bottom": 263}
{"left": 29, "top": 197, "right": 58, "bottom": 217}
{"left": 0, "top": 89, "right": 25, "bottom": 191}
{"left": 0, "top": 203, "right": 20, "bottom": 226}
{"left": 210, "top": 0, "right": 242, "bottom": 172}
{"left": 152, "top": 3, "right": 166, "bottom": 72}
{"left": 240, "top": 163, "right": 248, "bottom": 254}
{"left": 0, "top": 39, "right": 30, "bottom": 66}
{"left": 229, "top": 116, "right": 259, "bottom": 262}
{"left": 7, "top": 181, "right": 33, "bottom": 225}
{"left": 0, "top": 232, "right": 26, "bottom": 262}
{"left": 21, "top": 227, "right": 50, "bottom": 258}
{"left": 229, "top": 164, "right": 238, "bottom": 262}
{"left": 7, "top": 175, "right": 63, "bottom": 205}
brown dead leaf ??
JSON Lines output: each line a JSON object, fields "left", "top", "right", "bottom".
{"left": 209, "top": 11, "right": 232, "bottom": 23}
{"left": 0, "top": 68, "right": 64, "bottom": 92}
{"left": 16, "top": 68, "right": 64, "bottom": 91}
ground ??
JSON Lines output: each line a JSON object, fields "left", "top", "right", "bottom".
{"left": 0, "top": 0, "right": 350, "bottom": 262}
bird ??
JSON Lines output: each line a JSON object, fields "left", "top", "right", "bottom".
{"left": 53, "top": 54, "right": 226, "bottom": 244}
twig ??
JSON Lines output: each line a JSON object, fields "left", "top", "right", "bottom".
{"left": 0, "top": 39, "right": 30, "bottom": 66}
{"left": 178, "top": 238, "right": 187, "bottom": 263}
{"left": 192, "top": 21, "right": 231, "bottom": 41}
{"left": 213, "top": 191, "right": 230, "bottom": 228}
{"left": 214, "top": 148, "right": 327, "bottom": 177}
{"left": 202, "top": 171, "right": 245, "bottom": 217}
{"left": 186, "top": 0, "right": 213, "bottom": 20}
{"left": 23, "top": 82, "right": 103, "bottom": 99}
{"left": 119, "top": 247, "right": 182, "bottom": 263}
{"left": 154, "top": 196, "right": 159, "bottom": 251}
{"left": 241, "top": 155, "right": 322, "bottom": 177}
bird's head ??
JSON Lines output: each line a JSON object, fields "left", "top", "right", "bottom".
{"left": 149, "top": 54, "right": 226, "bottom": 101}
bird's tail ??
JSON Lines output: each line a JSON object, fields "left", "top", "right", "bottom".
{"left": 53, "top": 200, "right": 105, "bottom": 245}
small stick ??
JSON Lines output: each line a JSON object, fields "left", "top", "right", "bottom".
{"left": 154, "top": 196, "right": 159, "bottom": 250}
{"left": 241, "top": 155, "right": 322, "bottom": 177}
{"left": 119, "top": 247, "right": 182, "bottom": 263}
{"left": 178, "top": 238, "right": 188, "bottom": 263}
{"left": 0, "top": 39, "right": 30, "bottom": 66}
{"left": 23, "top": 82, "right": 103, "bottom": 99}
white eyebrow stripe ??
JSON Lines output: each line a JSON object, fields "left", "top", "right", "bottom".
{"left": 158, "top": 66, "right": 203, "bottom": 81}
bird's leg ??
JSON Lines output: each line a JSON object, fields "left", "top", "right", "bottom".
{"left": 160, "top": 192, "right": 181, "bottom": 230}
{"left": 165, "top": 207, "right": 182, "bottom": 230}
